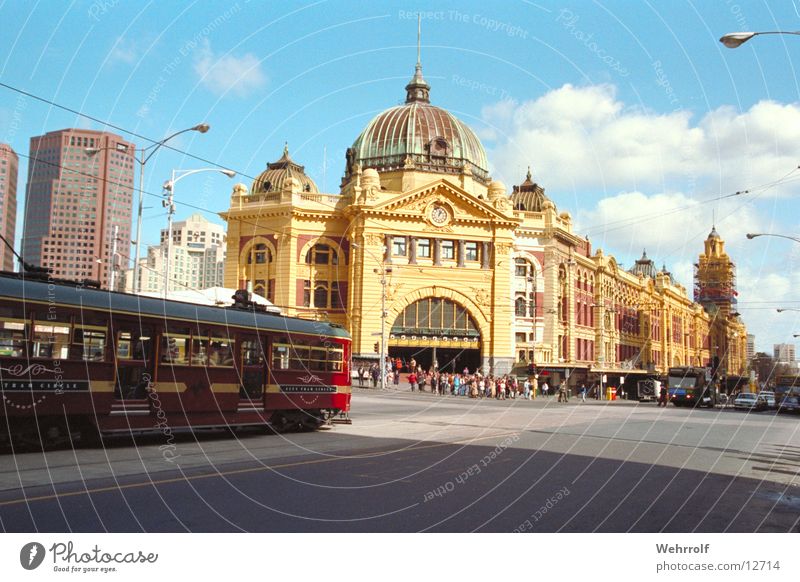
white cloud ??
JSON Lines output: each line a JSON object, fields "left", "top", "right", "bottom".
{"left": 479, "top": 83, "right": 800, "bottom": 351}
{"left": 107, "top": 36, "right": 150, "bottom": 66}
{"left": 483, "top": 83, "right": 800, "bottom": 198}
{"left": 193, "top": 39, "right": 266, "bottom": 98}
{"left": 575, "top": 190, "right": 763, "bottom": 266}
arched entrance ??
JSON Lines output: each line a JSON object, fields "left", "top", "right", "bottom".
{"left": 389, "top": 297, "right": 481, "bottom": 373}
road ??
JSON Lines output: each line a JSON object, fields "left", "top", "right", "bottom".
{"left": 1, "top": 388, "right": 799, "bottom": 532}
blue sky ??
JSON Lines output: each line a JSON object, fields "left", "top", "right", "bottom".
{"left": 1, "top": 0, "right": 800, "bottom": 353}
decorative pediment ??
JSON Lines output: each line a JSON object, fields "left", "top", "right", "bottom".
{"left": 367, "top": 180, "right": 520, "bottom": 225}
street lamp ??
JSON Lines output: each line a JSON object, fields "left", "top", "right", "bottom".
{"left": 720, "top": 30, "right": 800, "bottom": 48}
{"left": 162, "top": 167, "right": 235, "bottom": 298}
{"left": 86, "top": 122, "right": 210, "bottom": 294}
{"left": 746, "top": 232, "right": 800, "bottom": 245}
{"left": 352, "top": 242, "right": 390, "bottom": 390}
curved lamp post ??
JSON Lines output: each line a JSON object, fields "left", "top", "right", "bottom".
{"left": 352, "top": 242, "right": 390, "bottom": 390}
{"left": 746, "top": 232, "right": 800, "bottom": 245}
{"left": 86, "top": 123, "right": 210, "bottom": 293}
{"left": 720, "top": 31, "right": 800, "bottom": 48}
{"left": 162, "top": 167, "right": 235, "bottom": 298}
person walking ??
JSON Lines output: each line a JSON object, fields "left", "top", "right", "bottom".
{"left": 542, "top": 381, "right": 549, "bottom": 398}
{"left": 523, "top": 378, "right": 531, "bottom": 400}
{"left": 408, "top": 371, "right": 417, "bottom": 392}
{"left": 370, "top": 364, "right": 379, "bottom": 388}
{"left": 658, "top": 385, "right": 668, "bottom": 407}
{"left": 358, "top": 366, "right": 366, "bottom": 388}
{"left": 579, "top": 383, "right": 587, "bottom": 403}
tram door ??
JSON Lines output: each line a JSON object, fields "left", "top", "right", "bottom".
{"left": 240, "top": 335, "right": 267, "bottom": 403}
{"left": 114, "top": 325, "right": 155, "bottom": 400}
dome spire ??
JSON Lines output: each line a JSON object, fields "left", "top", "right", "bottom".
{"left": 405, "top": 14, "right": 430, "bottom": 104}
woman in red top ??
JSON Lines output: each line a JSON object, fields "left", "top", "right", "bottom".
{"left": 408, "top": 372, "right": 417, "bottom": 391}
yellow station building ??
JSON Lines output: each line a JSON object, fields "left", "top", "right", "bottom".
{"left": 221, "top": 59, "right": 747, "bottom": 388}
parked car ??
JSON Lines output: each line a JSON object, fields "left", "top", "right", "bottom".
{"left": 778, "top": 395, "right": 800, "bottom": 414}
{"left": 733, "top": 392, "right": 767, "bottom": 411}
{"left": 758, "top": 391, "right": 776, "bottom": 409}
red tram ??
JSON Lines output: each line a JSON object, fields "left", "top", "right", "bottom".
{"left": 0, "top": 272, "right": 351, "bottom": 446}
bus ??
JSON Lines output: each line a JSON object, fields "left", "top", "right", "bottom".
{"left": 667, "top": 366, "right": 718, "bottom": 407}
{"left": 774, "top": 374, "right": 800, "bottom": 410}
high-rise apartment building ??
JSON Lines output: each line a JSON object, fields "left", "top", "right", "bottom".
{"left": 746, "top": 334, "right": 755, "bottom": 360}
{"left": 0, "top": 144, "right": 19, "bottom": 272}
{"left": 773, "top": 343, "right": 796, "bottom": 364}
{"left": 125, "top": 213, "right": 226, "bottom": 295}
{"left": 21, "top": 129, "right": 135, "bottom": 289}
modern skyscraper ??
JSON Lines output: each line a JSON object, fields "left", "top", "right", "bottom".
{"left": 21, "top": 129, "right": 135, "bottom": 289}
{"left": 0, "top": 144, "right": 19, "bottom": 272}
{"left": 125, "top": 213, "right": 226, "bottom": 295}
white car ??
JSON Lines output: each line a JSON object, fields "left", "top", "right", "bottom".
{"left": 758, "top": 391, "right": 776, "bottom": 409}
{"left": 733, "top": 392, "right": 767, "bottom": 411}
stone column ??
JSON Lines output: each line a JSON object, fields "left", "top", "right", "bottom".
{"left": 457, "top": 240, "right": 465, "bottom": 268}
{"left": 384, "top": 234, "right": 392, "bottom": 264}
{"left": 433, "top": 239, "right": 441, "bottom": 266}
{"left": 481, "top": 242, "right": 490, "bottom": 269}
{"left": 409, "top": 236, "right": 417, "bottom": 265}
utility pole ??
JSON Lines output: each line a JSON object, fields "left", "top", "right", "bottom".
{"left": 109, "top": 224, "right": 119, "bottom": 291}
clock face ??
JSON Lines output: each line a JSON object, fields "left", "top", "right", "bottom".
{"left": 429, "top": 205, "right": 449, "bottom": 226}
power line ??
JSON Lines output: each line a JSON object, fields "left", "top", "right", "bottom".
{"left": 0, "top": 80, "right": 250, "bottom": 181}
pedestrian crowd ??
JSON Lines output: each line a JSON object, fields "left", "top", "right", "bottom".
{"left": 353, "top": 358, "right": 630, "bottom": 406}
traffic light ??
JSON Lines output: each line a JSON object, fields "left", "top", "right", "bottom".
{"left": 373, "top": 342, "right": 379, "bottom": 353}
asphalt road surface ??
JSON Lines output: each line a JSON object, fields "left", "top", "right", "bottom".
{"left": 1, "top": 388, "right": 799, "bottom": 532}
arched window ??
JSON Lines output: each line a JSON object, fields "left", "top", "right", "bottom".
{"left": 314, "top": 285, "right": 329, "bottom": 309}
{"left": 305, "top": 243, "right": 338, "bottom": 265}
{"left": 515, "top": 297, "right": 527, "bottom": 316}
{"left": 247, "top": 243, "right": 270, "bottom": 264}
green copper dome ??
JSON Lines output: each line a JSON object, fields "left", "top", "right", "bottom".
{"left": 346, "top": 64, "right": 489, "bottom": 184}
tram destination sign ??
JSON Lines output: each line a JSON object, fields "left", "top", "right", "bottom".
{"left": 279, "top": 384, "right": 337, "bottom": 393}
{"left": 0, "top": 379, "right": 90, "bottom": 391}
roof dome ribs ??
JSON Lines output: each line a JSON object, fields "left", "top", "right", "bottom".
{"left": 347, "top": 39, "right": 489, "bottom": 185}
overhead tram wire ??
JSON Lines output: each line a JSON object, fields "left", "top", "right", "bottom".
{"left": 19, "top": 148, "right": 800, "bottom": 284}
{"left": 0, "top": 80, "right": 243, "bottom": 181}
{"left": 580, "top": 164, "right": 800, "bottom": 239}
{"left": 7, "top": 80, "right": 800, "bottom": 250}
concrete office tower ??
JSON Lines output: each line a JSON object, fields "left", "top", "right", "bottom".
{"left": 125, "top": 213, "right": 227, "bottom": 295}
{"left": 0, "top": 144, "right": 19, "bottom": 272}
{"left": 773, "top": 343, "right": 796, "bottom": 364}
{"left": 21, "top": 129, "right": 135, "bottom": 289}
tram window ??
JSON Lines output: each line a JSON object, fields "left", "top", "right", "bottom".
{"left": 242, "top": 339, "right": 265, "bottom": 365}
{"left": 209, "top": 338, "right": 235, "bottom": 367}
{"left": 191, "top": 337, "right": 209, "bottom": 366}
{"left": 33, "top": 321, "right": 70, "bottom": 359}
{"left": 162, "top": 333, "right": 190, "bottom": 365}
{"left": 0, "top": 319, "right": 27, "bottom": 357}
{"left": 117, "top": 331, "right": 151, "bottom": 361}
{"left": 289, "top": 345, "right": 309, "bottom": 370}
{"left": 309, "top": 347, "right": 327, "bottom": 371}
{"left": 74, "top": 327, "right": 106, "bottom": 361}
{"left": 272, "top": 343, "right": 290, "bottom": 369}
{"left": 327, "top": 347, "right": 344, "bottom": 372}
